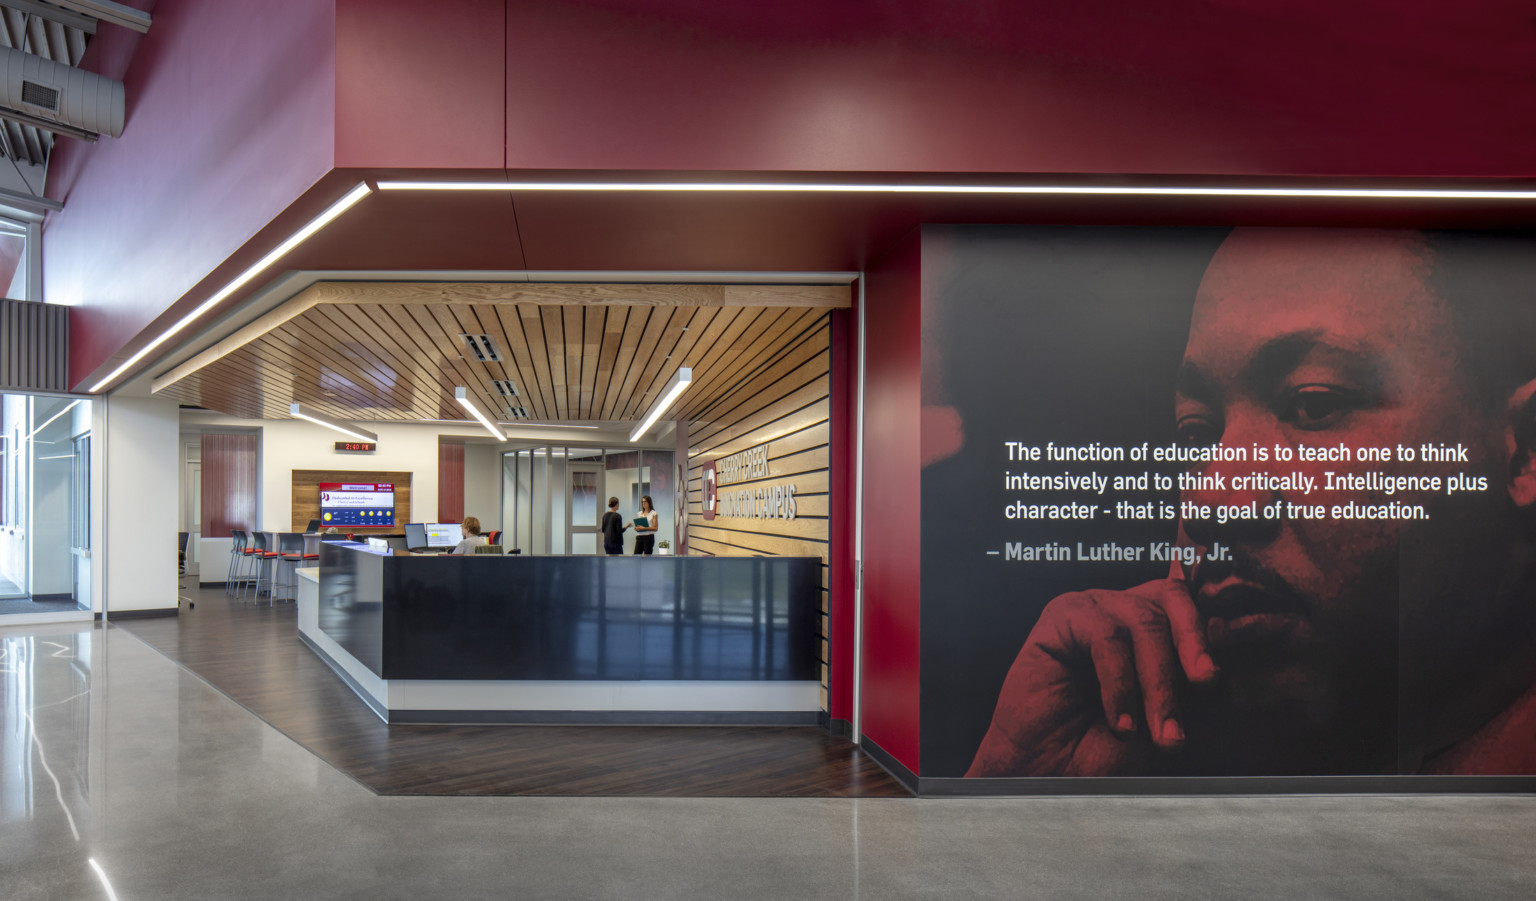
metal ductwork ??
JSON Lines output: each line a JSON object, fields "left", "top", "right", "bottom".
{"left": 0, "top": 44, "right": 123, "bottom": 139}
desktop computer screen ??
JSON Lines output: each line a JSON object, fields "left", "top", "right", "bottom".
{"left": 425, "top": 523, "right": 461, "bottom": 548}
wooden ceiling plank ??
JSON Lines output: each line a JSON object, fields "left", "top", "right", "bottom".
{"left": 541, "top": 306, "right": 569, "bottom": 420}
{"left": 189, "top": 342, "right": 305, "bottom": 420}
{"left": 316, "top": 282, "right": 756, "bottom": 307}
{"left": 515, "top": 305, "right": 560, "bottom": 420}
{"left": 588, "top": 305, "right": 629, "bottom": 424}
{"left": 673, "top": 307, "right": 750, "bottom": 420}
{"left": 487, "top": 305, "right": 550, "bottom": 420}
{"left": 616, "top": 306, "right": 685, "bottom": 421}
{"left": 629, "top": 306, "right": 716, "bottom": 423}
{"left": 349, "top": 301, "right": 476, "bottom": 419}
{"left": 151, "top": 284, "right": 327, "bottom": 394}
{"left": 719, "top": 285, "right": 851, "bottom": 308}
{"left": 693, "top": 334, "right": 831, "bottom": 433}
{"left": 676, "top": 308, "right": 790, "bottom": 421}
{"left": 381, "top": 303, "right": 493, "bottom": 424}
{"left": 310, "top": 304, "right": 444, "bottom": 421}
{"left": 270, "top": 318, "right": 409, "bottom": 419}
{"left": 563, "top": 305, "right": 584, "bottom": 418}
{"left": 414, "top": 303, "right": 511, "bottom": 424}
{"left": 578, "top": 305, "right": 605, "bottom": 419}
{"left": 599, "top": 305, "right": 653, "bottom": 422}
{"left": 692, "top": 310, "right": 827, "bottom": 417}
{"left": 464, "top": 304, "right": 535, "bottom": 421}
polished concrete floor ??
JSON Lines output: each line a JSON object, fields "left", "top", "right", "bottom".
{"left": 4, "top": 621, "right": 1536, "bottom": 900}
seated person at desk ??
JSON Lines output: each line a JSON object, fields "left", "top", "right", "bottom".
{"left": 633, "top": 495, "right": 659, "bottom": 555}
{"left": 601, "top": 496, "right": 629, "bottom": 555}
{"left": 449, "top": 516, "right": 489, "bottom": 555}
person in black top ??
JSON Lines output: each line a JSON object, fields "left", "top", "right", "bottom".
{"left": 600, "top": 496, "right": 628, "bottom": 555}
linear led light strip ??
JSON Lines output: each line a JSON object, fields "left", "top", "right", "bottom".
{"left": 88, "top": 183, "right": 373, "bottom": 394}
{"left": 289, "top": 403, "right": 378, "bottom": 443}
{"left": 455, "top": 387, "right": 506, "bottom": 441}
{"left": 630, "top": 367, "right": 692, "bottom": 442}
{"left": 377, "top": 181, "right": 1536, "bottom": 200}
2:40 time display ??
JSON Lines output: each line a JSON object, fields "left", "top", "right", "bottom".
{"left": 335, "top": 441, "right": 377, "bottom": 452}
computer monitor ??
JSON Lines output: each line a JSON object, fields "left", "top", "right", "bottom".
{"left": 305, "top": 519, "right": 321, "bottom": 533}
{"left": 384, "top": 535, "right": 411, "bottom": 553}
{"left": 403, "top": 523, "right": 426, "bottom": 550}
{"left": 425, "top": 523, "right": 461, "bottom": 549}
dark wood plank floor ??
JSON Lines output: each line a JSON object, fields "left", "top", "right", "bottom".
{"left": 115, "top": 584, "right": 910, "bottom": 798}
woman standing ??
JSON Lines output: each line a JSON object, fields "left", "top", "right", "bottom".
{"left": 633, "top": 495, "right": 659, "bottom": 555}
{"left": 601, "top": 496, "right": 628, "bottom": 555}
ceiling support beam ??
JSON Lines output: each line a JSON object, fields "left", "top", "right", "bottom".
{"left": 0, "top": 0, "right": 97, "bottom": 34}
{"left": 45, "top": 0, "right": 147, "bottom": 33}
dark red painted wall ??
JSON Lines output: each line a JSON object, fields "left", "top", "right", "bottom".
{"left": 860, "top": 229, "right": 923, "bottom": 772}
{"left": 48, "top": 0, "right": 336, "bottom": 389}
{"left": 829, "top": 306, "right": 856, "bottom": 723}
{"left": 503, "top": 1, "right": 1536, "bottom": 177}
{"left": 335, "top": 0, "right": 506, "bottom": 169}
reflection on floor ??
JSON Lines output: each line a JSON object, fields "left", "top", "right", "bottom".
{"left": 115, "top": 585, "right": 909, "bottom": 797}
{"left": 4, "top": 619, "right": 1536, "bottom": 901}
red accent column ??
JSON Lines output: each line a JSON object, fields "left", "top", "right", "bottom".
{"left": 201, "top": 434, "right": 257, "bottom": 537}
{"left": 438, "top": 442, "right": 465, "bottom": 523}
{"left": 860, "top": 229, "right": 924, "bottom": 774}
{"left": 829, "top": 306, "right": 856, "bottom": 724}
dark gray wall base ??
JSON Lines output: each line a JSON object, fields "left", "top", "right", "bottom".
{"left": 105, "top": 608, "right": 178, "bottom": 620}
{"left": 859, "top": 736, "right": 919, "bottom": 795}
{"left": 30, "top": 592, "right": 72, "bottom": 602}
{"left": 199, "top": 581, "right": 228, "bottom": 589}
{"left": 819, "top": 712, "right": 853, "bottom": 739}
{"left": 387, "top": 709, "right": 822, "bottom": 726}
{"left": 923, "top": 774, "right": 1536, "bottom": 797}
{"left": 297, "top": 633, "right": 389, "bottom": 723}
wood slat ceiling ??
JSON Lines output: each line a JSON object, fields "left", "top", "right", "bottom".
{"left": 153, "top": 282, "right": 849, "bottom": 429}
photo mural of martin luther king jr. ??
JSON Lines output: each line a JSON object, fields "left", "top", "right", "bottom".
{"left": 966, "top": 228, "right": 1536, "bottom": 778}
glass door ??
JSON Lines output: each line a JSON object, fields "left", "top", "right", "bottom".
{"left": 567, "top": 463, "right": 601, "bottom": 555}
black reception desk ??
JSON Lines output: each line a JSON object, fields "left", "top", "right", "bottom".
{"left": 296, "top": 541, "right": 823, "bottom": 724}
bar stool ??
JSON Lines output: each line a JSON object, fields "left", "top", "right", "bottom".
{"left": 273, "top": 533, "right": 315, "bottom": 602}
{"left": 247, "top": 532, "right": 280, "bottom": 602}
{"left": 226, "top": 530, "right": 249, "bottom": 596}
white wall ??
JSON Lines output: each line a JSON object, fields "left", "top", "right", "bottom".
{"left": 464, "top": 443, "right": 501, "bottom": 532}
{"left": 103, "top": 396, "right": 180, "bottom": 612}
{"left": 179, "top": 412, "right": 499, "bottom": 533}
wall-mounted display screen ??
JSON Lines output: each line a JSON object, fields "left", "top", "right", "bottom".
{"left": 319, "top": 482, "right": 395, "bottom": 527}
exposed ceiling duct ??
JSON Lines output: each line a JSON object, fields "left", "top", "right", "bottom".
{"left": 0, "top": 42, "right": 121, "bottom": 139}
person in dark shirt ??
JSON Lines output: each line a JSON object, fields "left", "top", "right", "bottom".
{"left": 600, "top": 496, "right": 628, "bottom": 555}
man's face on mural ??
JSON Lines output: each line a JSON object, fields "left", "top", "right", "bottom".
{"left": 1175, "top": 230, "right": 1509, "bottom": 724}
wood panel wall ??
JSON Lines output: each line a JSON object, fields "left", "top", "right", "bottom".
{"left": 201, "top": 433, "right": 258, "bottom": 538}
{"left": 437, "top": 442, "right": 464, "bottom": 523}
{"left": 685, "top": 313, "right": 832, "bottom": 710}
{"left": 291, "top": 470, "right": 412, "bottom": 532}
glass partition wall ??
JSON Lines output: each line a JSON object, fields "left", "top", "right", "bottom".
{"left": 0, "top": 392, "right": 93, "bottom": 620}
{"left": 501, "top": 446, "right": 675, "bottom": 555}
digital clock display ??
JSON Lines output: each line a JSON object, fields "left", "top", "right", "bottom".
{"left": 335, "top": 441, "right": 377, "bottom": 452}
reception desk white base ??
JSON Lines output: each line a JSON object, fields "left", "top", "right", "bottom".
{"left": 296, "top": 568, "right": 822, "bottom": 725}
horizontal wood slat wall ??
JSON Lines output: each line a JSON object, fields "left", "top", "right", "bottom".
{"left": 685, "top": 313, "right": 833, "bottom": 711}
{"left": 291, "top": 470, "right": 412, "bottom": 532}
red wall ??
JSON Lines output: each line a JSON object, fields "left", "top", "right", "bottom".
{"left": 437, "top": 441, "right": 465, "bottom": 523}
{"left": 335, "top": 0, "right": 506, "bottom": 169}
{"left": 47, "top": 0, "right": 337, "bottom": 389}
{"left": 859, "top": 229, "right": 922, "bottom": 772}
{"left": 828, "top": 306, "right": 856, "bottom": 723}
{"left": 200, "top": 433, "right": 257, "bottom": 539}
{"left": 503, "top": 1, "right": 1536, "bottom": 177}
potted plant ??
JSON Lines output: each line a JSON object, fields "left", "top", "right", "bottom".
{"left": 657, "top": 539, "right": 672, "bottom": 556}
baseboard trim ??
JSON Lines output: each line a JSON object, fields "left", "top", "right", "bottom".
{"left": 921, "top": 774, "right": 1536, "bottom": 797}
{"left": 104, "top": 608, "right": 178, "bottom": 620}
{"left": 819, "top": 712, "right": 853, "bottom": 739}
{"left": 858, "top": 736, "right": 919, "bottom": 795}
{"left": 387, "top": 709, "right": 822, "bottom": 726}
{"left": 298, "top": 632, "right": 390, "bottom": 722}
